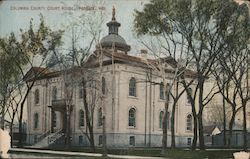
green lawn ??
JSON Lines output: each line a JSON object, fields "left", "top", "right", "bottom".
{"left": 48, "top": 146, "right": 237, "bottom": 159}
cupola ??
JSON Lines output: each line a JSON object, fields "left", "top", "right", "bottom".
{"left": 100, "top": 6, "right": 131, "bottom": 53}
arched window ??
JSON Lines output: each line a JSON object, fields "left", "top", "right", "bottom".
{"left": 52, "top": 86, "right": 57, "bottom": 100}
{"left": 98, "top": 108, "right": 103, "bottom": 126}
{"left": 159, "top": 111, "right": 164, "bottom": 128}
{"left": 34, "top": 113, "right": 39, "bottom": 129}
{"left": 34, "top": 89, "right": 39, "bottom": 104}
{"left": 79, "top": 109, "right": 85, "bottom": 127}
{"left": 187, "top": 88, "right": 192, "bottom": 104}
{"left": 186, "top": 114, "right": 192, "bottom": 131}
{"left": 128, "top": 108, "right": 136, "bottom": 127}
{"left": 129, "top": 77, "right": 136, "bottom": 97}
{"left": 102, "top": 77, "right": 106, "bottom": 95}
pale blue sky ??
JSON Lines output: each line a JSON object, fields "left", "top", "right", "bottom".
{"left": 0, "top": 0, "right": 149, "bottom": 55}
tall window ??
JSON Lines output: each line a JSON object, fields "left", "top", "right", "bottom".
{"left": 102, "top": 77, "right": 106, "bottom": 95}
{"left": 79, "top": 135, "right": 83, "bottom": 145}
{"left": 159, "top": 111, "right": 164, "bottom": 128}
{"left": 129, "top": 136, "right": 135, "bottom": 146}
{"left": 187, "top": 88, "right": 192, "bottom": 104}
{"left": 98, "top": 108, "right": 103, "bottom": 126}
{"left": 187, "top": 138, "right": 192, "bottom": 146}
{"left": 128, "top": 108, "right": 136, "bottom": 127}
{"left": 52, "top": 86, "right": 57, "bottom": 100}
{"left": 166, "top": 83, "right": 171, "bottom": 101}
{"left": 186, "top": 114, "right": 192, "bottom": 131}
{"left": 99, "top": 135, "right": 103, "bottom": 145}
{"left": 159, "top": 111, "right": 170, "bottom": 129}
{"left": 34, "top": 89, "right": 39, "bottom": 104}
{"left": 129, "top": 77, "right": 136, "bottom": 97}
{"left": 34, "top": 113, "right": 39, "bottom": 129}
{"left": 52, "top": 111, "right": 56, "bottom": 128}
{"left": 160, "top": 82, "right": 164, "bottom": 100}
{"left": 79, "top": 85, "right": 84, "bottom": 98}
{"left": 167, "top": 112, "right": 170, "bottom": 129}
{"left": 79, "top": 109, "right": 85, "bottom": 127}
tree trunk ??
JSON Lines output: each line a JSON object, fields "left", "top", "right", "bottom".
{"left": 170, "top": 100, "right": 177, "bottom": 149}
{"left": 161, "top": 110, "right": 168, "bottom": 155}
{"left": 198, "top": 79, "right": 205, "bottom": 150}
{"left": 82, "top": 79, "right": 95, "bottom": 152}
{"left": 1, "top": 96, "right": 6, "bottom": 130}
{"left": 18, "top": 83, "right": 33, "bottom": 146}
{"left": 228, "top": 111, "right": 236, "bottom": 147}
{"left": 222, "top": 92, "right": 227, "bottom": 146}
{"left": 102, "top": 116, "right": 107, "bottom": 157}
{"left": 161, "top": 88, "right": 169, "bottom": 155}
{"left": 192, "top": 114, "right": 198, "bottom": 150}
{"left": 198, "top": 112, "right": 205, "bottom": 150}
{"left": 242, "top": 101, "right": 247, "bottom": 151}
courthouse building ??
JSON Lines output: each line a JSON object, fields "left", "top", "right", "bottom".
{"left": 25, "top": 8, "right": 195, "bottom": 148}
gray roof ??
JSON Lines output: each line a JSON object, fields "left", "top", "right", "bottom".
{"left": 100, "top": 34, "right": 131, "bottom": 52}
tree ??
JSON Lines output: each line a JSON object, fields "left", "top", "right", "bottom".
{"left": 134, "top": 0, "right": 247, "bottom": 150}
{"left": 0, "top": 15, "right": 63, "bottom": 146}
{"left": 211, "top": 2, "right": 250, "bottom": 150}
{"left": 47, "top": 8, "right": 104, "bottom": 151}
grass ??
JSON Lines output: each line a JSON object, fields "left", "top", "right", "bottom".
{"left": 164, "top": 149, "right": 236, "bottom": 159}
{"left": 46, "top": 146, "right": 238, "bottom": 159}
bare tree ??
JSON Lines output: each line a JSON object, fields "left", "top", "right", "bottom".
{"left": 0, "top": 15, "right": 63, "bottom": 146}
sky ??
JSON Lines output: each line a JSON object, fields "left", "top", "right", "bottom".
{"left": 0, "top": 0, "right": 150, "bottom": 55}
{"left": 0, "top": 0, "right": 150, "bottom": 122}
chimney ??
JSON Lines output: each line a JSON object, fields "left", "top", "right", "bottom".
{"left": 140, "top": 49, "right": 147, "bottom": 59}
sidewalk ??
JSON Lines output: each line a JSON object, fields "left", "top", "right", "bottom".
{"left": 10, "top": 148, "right": 167, "bottom": 159}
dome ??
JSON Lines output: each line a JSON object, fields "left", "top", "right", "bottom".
{"left": 99, "top": 6, "right": 131, "bottom": 53}
{"left": 100, "top": 34, "right": 130, "bottom": 52}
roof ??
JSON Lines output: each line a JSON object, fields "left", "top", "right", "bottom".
{"left": 100, "top": 34, "right": 131, "bottom": 52}
{"left": 90, "top": 49, "right": 197, "bottom": 77}
{"left": 24, "top": 50, "right": 197, "bottom": 81}
{"left": 23, "top": 67, "right": 51, "bottom": 81}
{"left": 204, "top": 125, "right": 220, "bottom": 134}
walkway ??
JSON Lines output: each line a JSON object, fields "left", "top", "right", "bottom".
{"left": 10, "top": 148, "right": 167, "bottom": 159}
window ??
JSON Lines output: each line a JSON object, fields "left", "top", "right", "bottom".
{"left": 98, "top": 108, "right": 103, "bottom": 126}
{"left": 159, "top": 111, "right": 170, "bottom": 129}
{"left": 187, "top": 88, "right": 192, "bottom": 104}
{"left": 52, "top": 86, "right": 57, "bottom": 100}
{"left": 129, "top": 77, "right": 136, "bottom": 97}
{"left": 159, "top": 111, "right": 164, "bottom": 128}
{"left": 79, "top": 109, "right": 85, "bottom": 127}
{"left": 79, "top": 135, "right": 83, "bottom": 145}
{"left": 79, "top": 85, "right": 84, "bottom": 98}
{"left": 34, "top": 135, "right": 38, "bottom": 143}
{"left": 52, "top": 111, "right": 56, "bottom": 128}
{"left": 167, "top": 112, "right": 170, "bottom": 130}
{"left": 166, "top": 83, "right": 171, "bottom": 101}
{"left": 34, "top": 113, "right": 39, "bottom": 129}
{"left": 102, "top": 77, "right": 106, "bottom": 95}
{"left": 187, "top": 138, "right": 192, "bottom": 146}
{"left": 128, "top": 108, "right": 136, "bottom": 127}
{"left": 99, "top": 135, "right": 103, "bottom": 145}
{"left": 160, "top": 82, "right": 164, "bottom": 100}
{"left": 186, "top": 114, "right": 192, "bottom": 131}
{"left": 129, "top": 136, "right": 135, "bottom": 146}
{"left": 34, "top": 89, "right": 39, "bottom": 104}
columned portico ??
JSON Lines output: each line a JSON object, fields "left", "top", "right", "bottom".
{"left": 49, "top": 99, "right": 73, "bottom": 135}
